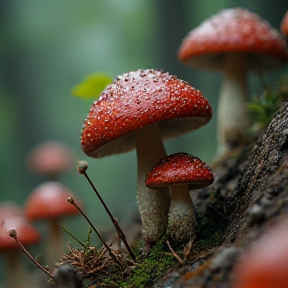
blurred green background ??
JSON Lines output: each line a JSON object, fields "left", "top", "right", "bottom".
{"left": 0, "top": 0, "right": 287, "bottom": 281}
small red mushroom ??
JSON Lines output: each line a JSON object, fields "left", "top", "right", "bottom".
{"left": 178, "top": 8, "right": 288, "bottom": 154}
{"left": 146, "top": 153, "right": 214, "bottom": 243}
{"left": 26, "top": 140, "right": 74, "bottom": 180}
{"left": 81, "top": 69, "right": 212, "bottom": 244}
{"left": 232, "top": 220, "right": 288, "bottom": 288}
{"left": 0, "top": 216, "right": 40, "bottom": 288}
{"left": 25, "top": 181, "right": 82, "bottom": 267}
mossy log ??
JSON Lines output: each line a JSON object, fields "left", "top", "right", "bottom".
{"left": 155, "top": 102, "right": 288, "bottom": 288}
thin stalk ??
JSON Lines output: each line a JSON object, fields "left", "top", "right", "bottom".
{"left": 166, "top": 240, "right": 183, "bottom": 264}
{"left": 77, "top": 162, "right": 136, "bottom": 262}
{"left": 61, "top": 225, "right": 86, "bottom": 249}
{"left": 8, "top": 228, "right": 53, "bottom": 278}
{"left": 67, "top": 197, "right": 121, "bottom": 266}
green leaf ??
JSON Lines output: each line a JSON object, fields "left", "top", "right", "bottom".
{"left": 247, "top": 103, "right": 265, "bottom": 114}
{"left": 247, "top": 87, "right": 284, "bottom": 130}
{"left": 72, "top": 73, "right": 113, "bottom": 100}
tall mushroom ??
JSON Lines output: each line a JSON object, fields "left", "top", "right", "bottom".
{"left": 146, "top": 153, "right": 214, "bottom": 244}
{"left": 81, "top": 69, "right": 212, "bottom": 245}
{"left": 25, "top": 181, "right": 82, "bottom": 267}
{"left": 178, "top": 8, "right": 288, "bottom": 155}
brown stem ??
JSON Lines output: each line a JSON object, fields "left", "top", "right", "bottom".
{"left": 9, "top": 229, "right": 53, "bottom": 278}
{"left": 166, "top": 240, "right": 183, "bottom": 264}
{"left": 67, "top": 197, "right": 121, "bottom": 266}
{"left": 79, "top": 170, "right": 136, "bottom": 261}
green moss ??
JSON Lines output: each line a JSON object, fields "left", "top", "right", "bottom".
{"left": 193, "top": 211, "right": 228, "bottom": 252}
{"left": 123, "top": 241, "right": 176, "bottom": 287}
{"left": 64, "top": 210, "right": 229, "bottom": 287}
{"left": 119, "top": 210, "right": 228, "bottom": 287}
{"left": 62, "top": 207, "right": 229, "bottom": 287}
{"left": 83, "top": 241, "right": 176, "bottom": 288}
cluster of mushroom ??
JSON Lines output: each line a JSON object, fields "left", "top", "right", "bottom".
{"left": 25, "top": 141, "right": 83, "bottom": 267}
{"left": 80, "top": 8, "right": 288, "bottom": 249}
{"left": 81, "top": 68, "right": 214, "bottom": 246}
{"left": 0, "top": 141, "right": 82, "bottom": 288}
{"left": 177, "top": 8, "right": 288, "bottom": 155}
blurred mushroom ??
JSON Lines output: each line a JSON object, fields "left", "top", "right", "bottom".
{"left": 280, "top": 10, "right": 288, "bottom": 41}
{"left": 146, "top": 153, "right": 214, "bottom": 244}
{"left": 25, "top": 181, "right": 82, "bottom": 267}
{"left": 0, "top": 216, "right": 40, "bottom": 288}
{"left": 81, "top": 69, "right": 212, "bottom": 245}
{"left": 26, "top": 140, "right": 74, "bottom": 180}
{"left": 178, "top": 8, "right": 288, "bottom": 155}
{"left": 0, "top": 201, "right": 24, "bottom": 219}
{"left": 232, "top": 220, "right": 288, "bottom": 288}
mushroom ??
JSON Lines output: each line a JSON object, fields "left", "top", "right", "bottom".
{"left": 178, "top": 8, "right": 288, "bottom": 155}
{"left": 25, "top": 181, "right": 82, "bottom": 267}
{"left": 232, "top": 220, "right": 288, "bottom": 288}
{"left": 0, "top": 216, "right": 40, "bottom": 288}
{"left": 26, "top": 140, "right": 74, "bottom": 180}
{"left": 0, "top": 201, "right": 24, "bottom": 219}
{"left": 145, "top": 152, "right": 214, "bottom": 244}
{"left": 81, "top": 69, "right": 212, "bottom": 244}
{"left": 280, "top": 10, "right": 288, "bottom": 41}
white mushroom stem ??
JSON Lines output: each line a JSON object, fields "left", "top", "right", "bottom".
{"left": 167, "top": 185, "right": 196, "bottom": 243}
{"left": 46, "top": 219, "right": 63, "bottom": 268}
{"left": 135, "top": 124, "right": 170, "bottom": 244}
{"left": 5, "top": 250, "right": 28, "bottom": 288}
{"left": 218, "top": 53, "right": 250, "bottom": 155}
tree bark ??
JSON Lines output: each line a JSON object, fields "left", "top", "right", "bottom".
{"left": 156, "top": 102, "right": 288, "bottom": 287}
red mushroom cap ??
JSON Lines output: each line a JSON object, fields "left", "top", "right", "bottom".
{"left": 178, "top": 8, "right": 288, "bottom": 70}
{"left": 232, "top": 220, "right": 288, "bottom": 288}
{"left": 25, "top": 181, "right": 81, "bottom": 220}
{"left": 145, "top": 152, "right": 214, "bottom": 189}
{"left": 280, "top": 10, "right": 288, "bottom": 39}
{"left": 0, "top": 201, "right": 24, "bottom": 220}
{"left": 81, "top": 69, "right": 212, "bottom": 158}
{"left": 0, "top": 216, "right": 40, "bottom": 250}
{"left": 26, "top": 140, "right": 74, "bottom": 175}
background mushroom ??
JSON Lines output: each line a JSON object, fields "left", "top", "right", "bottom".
{"left": 280, "top": 10, "right": 288, "bottom": 41}
{"left": 178, "top": 8, "right": 288, "bottom": 155}
{"left": 0, "top": 201, "right": 24, "bottom": 219}
{"left": 26, "top": 140, "right": 75, "bottom": 181}
{"left": 81, "top": 68, "right": 212, "bottom": 245}
{"left": 0, "top": 216, "right": 40, "bottom": 288}
{"left": 146, "top": 152, "right": 214, "bottom": 244}
{"left": 232, "top": 219, "right": 288, "bottom": 288}
{"left": 25, "top": 181, "right": 82, "bottom": 267}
